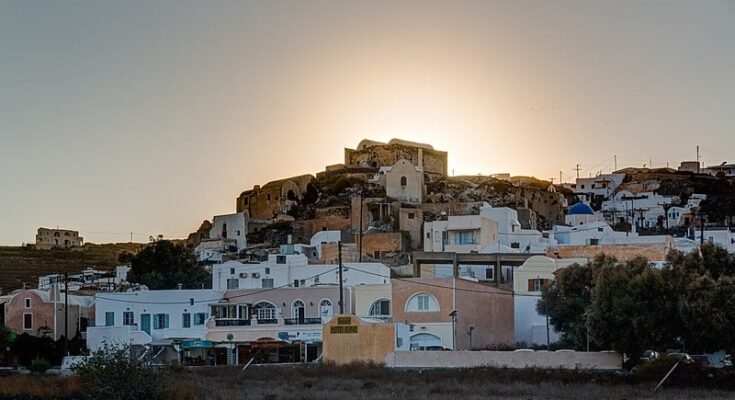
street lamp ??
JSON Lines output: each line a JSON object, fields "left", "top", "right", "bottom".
{"left": 449, "top": 310, "right": 458, "bottom": 350}
{"left": 467, "top": 326, "right": 475, "bottom": 350}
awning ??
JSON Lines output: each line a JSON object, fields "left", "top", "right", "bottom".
{"left": 182, "top": 340, "right": 214, "bottom": 349}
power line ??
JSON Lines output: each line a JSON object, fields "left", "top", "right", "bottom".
{"left": 95, "top": 267, "right": 338, "bottom": 305}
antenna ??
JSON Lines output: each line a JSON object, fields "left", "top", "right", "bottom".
{"left": 559, "top": 171, "right": 563, "bottom": 185}
{"left": 614, "top": 155, "right": 617, "bottom": 171}
{"left": 574, "top": 164, "right": 582, "bottom": 180}
{"left": 697, "top": 145, "right": 700, "bottom": 173}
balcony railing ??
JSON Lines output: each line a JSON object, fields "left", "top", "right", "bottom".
{"left": 283, "top": 317, "right": 322, "bottom": 325}
{"left": 255, "top": 318, "right": 278, "bottom": 325}
{"left": 214, "top": 318, "right": 252, "bottom": 327}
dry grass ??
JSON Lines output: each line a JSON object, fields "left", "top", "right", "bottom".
{"left": 1, "top": 365, "right": 733, "bottom": 400}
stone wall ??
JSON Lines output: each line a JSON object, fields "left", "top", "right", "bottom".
{"left": 384, "top": 350, "right": 622, "bottom": 370}
{"left": 547, "top": 241, "right": 673, "bottom": 262}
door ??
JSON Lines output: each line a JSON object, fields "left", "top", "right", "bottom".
{"left": 141, "top": 314, "right": 151, "bottom": 335}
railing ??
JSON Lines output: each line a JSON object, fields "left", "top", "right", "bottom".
{"left": 283, "top": 318, "right": 322, "bottom": 325}
{"left": 255, "top": 318, "right": 278, "bottom": 325}
{"left": 214, "top": 319, "right": 251, "bottom": 327}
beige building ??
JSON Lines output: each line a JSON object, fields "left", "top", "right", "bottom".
{"left": 35, "top": 228, "right": 83, "bottom": 249}
{"left": 424, "top": 214, "right": 499, "bottom": 253}
{"left": 322, "top": 314, "right": 410, "bottom": 365}
{"left": 352, "top": 283, "right": 392, "bottom": 321}
{"left": 381, "top": 159, "right": 425, "bottom": 203}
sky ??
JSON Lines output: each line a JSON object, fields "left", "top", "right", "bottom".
{"left": 1, "top": 0, "right": 734, "bottom": 245}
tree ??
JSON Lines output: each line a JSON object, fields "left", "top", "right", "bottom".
{"left": 537, "top": 255, "right": 616, "bottom": 348}
{"left": 126, "top": 240, "right": 210, "bottom": 290}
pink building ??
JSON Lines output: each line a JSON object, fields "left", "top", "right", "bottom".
{"left": 391, "top": 278, "right": 513, "bottom": 350}
{"left": 3, "top": 288, "right": 95, "bottom": 341}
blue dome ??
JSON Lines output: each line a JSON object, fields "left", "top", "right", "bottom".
{"left": 568, "top": 203, "right": 595, "bottom": 215}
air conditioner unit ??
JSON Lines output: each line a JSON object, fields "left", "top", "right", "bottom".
{"left": 252, "top": 273, "right": 261, "bottom": 278}
{"left": 239, "top": 273, "right": 248, "bottom": 278}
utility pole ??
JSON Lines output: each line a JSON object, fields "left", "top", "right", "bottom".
{"left": 696, "top": 145, "right": 701, "bottom": 173}
{"left": 574, "top": 164, "right": 581, "bottom": 180}
{"left": 700, "top": 210, "right": 705, "bottom": 246}
{"left": 338, "top": 241, "right": 344, "bottom": 314}
{"left": 545, "top": 295, "right": 551, "bottom": 351}
{"left": 358, "top": 191, "right": 364, "bottom": 262}
{"left": 614, "top": 155, "right": 617, "bottom": 171}
{"left": 559, "top": 171, "right": 563, "bottom": 185}
{"left": 64, "top": 273, "right": 69, "bottom": 356}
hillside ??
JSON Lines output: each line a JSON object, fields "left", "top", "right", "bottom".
{"left": 0, "top": 242, "right": 147, "bottom": 294}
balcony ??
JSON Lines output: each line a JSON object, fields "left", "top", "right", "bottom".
{"left": 214, "top": 318, "right": 252, "bottom": 327}
{"left": 283, "top": 317, "right": 322, "bottom": 325}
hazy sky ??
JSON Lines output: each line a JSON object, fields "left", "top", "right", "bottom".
{"left": 1, "top": 1, "right": 734, "bottom": 245}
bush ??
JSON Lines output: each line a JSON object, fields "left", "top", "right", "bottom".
{"left": 30, "top": 358, "right": 50, "bottom": 374}
{"left": 73, "top": 346, "right": 172, "bottom": 400}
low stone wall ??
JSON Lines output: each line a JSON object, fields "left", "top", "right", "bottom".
{"left": 385, "top": 351, "right": 622, "bottom": 370}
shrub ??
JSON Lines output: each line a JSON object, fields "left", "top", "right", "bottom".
{"left": 30, "top": 358, "right": 50, "bottom": 374}
{"left": 73, "top": 345, "right": 171, "bottom": 400}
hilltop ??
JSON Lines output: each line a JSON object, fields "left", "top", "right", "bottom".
{"left": 0, "top": 242, "right": 147, "bottom": 293}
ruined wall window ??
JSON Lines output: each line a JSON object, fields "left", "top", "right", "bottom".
{"left": 267, "top": 193, "right": 271, "bottom": 201}
{"left": 23, "top": 313, "right": 32, "bottom": 330}
{"left": 408, "top": 213, "right": 415, "bottom": 219}
{"left": 400, "top": 176, "right": 407, "bottom": 186}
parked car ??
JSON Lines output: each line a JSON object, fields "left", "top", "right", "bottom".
{"left": 722, "top": 355, "right": 732, "bottom": 367}
{"left": 691, "top": 355, "right": 710, "bottom": 367}
{"left": 667, "top": 353, "right": 693, "bottom": 364}
{"left": 60, "top": 356, "right": 91, "bottom": 375}
{"left": 640, "top": 350, "right": 660, "bottom": 362}
{"left": 422, "top": 346, "right": 452, "bottom": 351}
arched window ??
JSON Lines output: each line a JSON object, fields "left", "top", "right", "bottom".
{"left": 291, "top": 299, "right": 305, "bottom": 322}
{"left": 410, "top": 332, "right": 442, "bottom": 350}
{"left": 319, "top": 299, "right": 333, "bottom": 317}
{"left": 253, "top": 301, "right": 276, "bottom": 320}
{"left": 400, "top": 176, "right": 407, "bottom": 187}
{"left": 405, "top": 293, "right": 439, "bottom": 312}
{"left": 369, "top": 299, "right": 391, "bottom": 317}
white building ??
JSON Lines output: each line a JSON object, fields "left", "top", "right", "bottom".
{"left": 423, "top": 214, "right": 499, "bottom": 253}
{"left": 87, "top": 289, "right": 223, "bottom": 351}
{"left": 479, "top": 205, "right": 557, "bottom": 253}
{"left": 570, "top": 174, "right": 626, "bottom": 203}
{"left": 195, "top": 212, "right": 248, "bottom": 262}
{"left": 37, "top": 266, "right": 130, "bottom": 292}
{"left": 372, "top": 159, "right": 424, "bottom": 203}
{"left": 513, "top": 256, "right": 586, "bottom": 347}
{"left": 211, "top": 254, "right": 391, "bottom": 291}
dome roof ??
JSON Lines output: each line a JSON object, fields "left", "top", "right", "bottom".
{"left": 568, "top": 203, "right": 595, "bottom": 215}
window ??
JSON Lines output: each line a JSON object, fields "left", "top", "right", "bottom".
{"left": 486, "top": 267, "right": 495, "bottom": 281}
{"left": 123, "top": 312, "right": 134, "bottom": 326}
{"left": 254, "top": 302, "right": 276, "bottom": 320}
{"left": 528, "top": 278, "right": 551, "bottom": 292}
{"left": 182, "top": 313, "right": 191, "bottom": 328}
{"left": 24, "top": 298, "right": 31, "bottom": 308}
{"left": 291, "top": 300, "right": 305, "bottom": 320}
{"left": 369, "top": 299, "right": 391, "bottom": 317}
{"left": 227, "top": 278, "right": 239, "bottom": 289}
{"left": 262, "top": 278, "right": 274, "bottom": 288}
{"left": 406, "top": 293, "right": 439, "bottom": 312}
{"left": 319, "top": 299, "right": 333, "bottom": 317}
{"left": 426, "top": 232, "right": 431, "bottom": 239}
{"left": 276, "top": 256, "right": 286, "bottom": 264}
{"left": 408, "top": 213, "right": 415, "bottom": 219}
{"left": 293, "top": 279, "right": 299, "bottom": 288}
{"left": 265, "top": 267, "right": 271, "bottom": 274}
{"left": 105, "top": 312, "right": 115, "bottom": 327}
{"left": 441, "top": 231, "right": 449, "bottom": 245}
{"left": 153, "top": 314, "right": 169, "bottom": 330}
{"left": 510, "top": 242, "right": 520, "bottom": 249}
{"left": 230, "top": 268, "right": 235, "bottom": 275}
{"left": 23, "top": 313, "right": 32, "bottom": 330}
{"left": 597, "top": 227, "right": 604, "bottom": 232}
{"left": 400, "top": 176, "right": 407, "bottom": 187}
{"left": 589, "top": 238, "right": 600, "bottom": 245}
{"left": 455, "top": 231, "right": 475, "bottom": 245}
{"left": 266, "top": 193, "right": 271, "bottom": 201}
{"left": 194, "top": 313, "right": 207, "bottom": 325}
{"left": 237, "top": 230, "right": 241, "bottom": 236}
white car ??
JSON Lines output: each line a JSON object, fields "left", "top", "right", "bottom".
{"left": 60, "top": 356, "right": 91, "bottom": 375}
